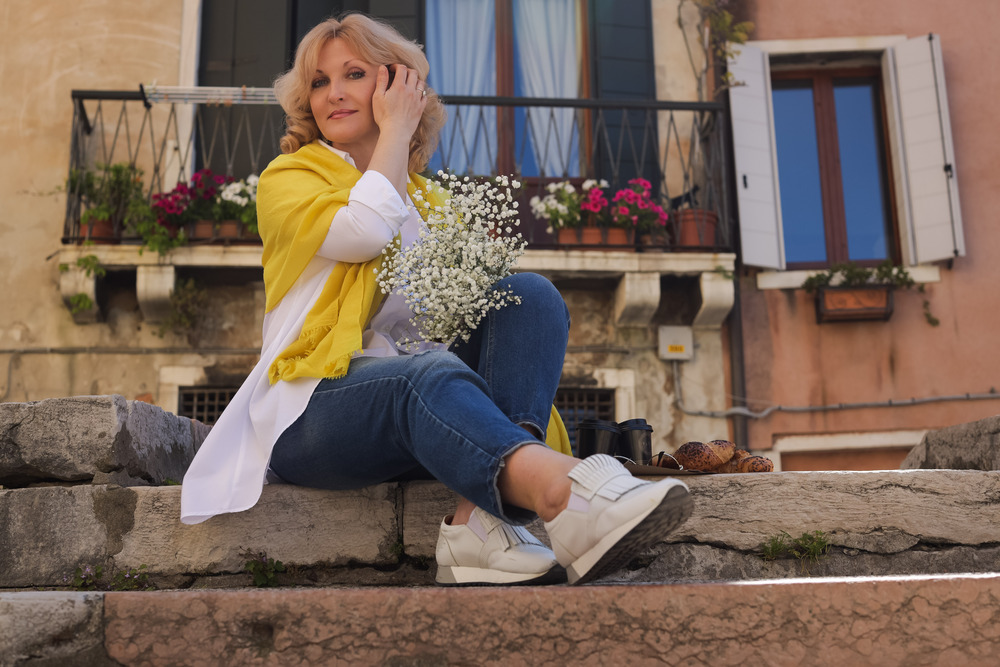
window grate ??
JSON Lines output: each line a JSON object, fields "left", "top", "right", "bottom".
{"left": 178, "top": 387, "right": 238, "bottom": 426}
{"left": 554, "top": 387, "right": 616, "bottom": 457}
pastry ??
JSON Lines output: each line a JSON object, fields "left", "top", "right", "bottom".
{"left": 673, "top": 439, "right": 735, "bottom": 471}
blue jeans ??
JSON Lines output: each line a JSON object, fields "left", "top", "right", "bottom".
{"left": 269, "top": 272, "right": 571, "bottom": 523}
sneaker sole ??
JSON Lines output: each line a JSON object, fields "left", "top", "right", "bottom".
{"left": 567, "top": 484, "right": 693, "bottom": 585}
{"left": 436, "top": 564, "right": 568, "bottom": 587}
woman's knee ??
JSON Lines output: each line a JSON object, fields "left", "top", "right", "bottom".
{"left": 500, "top": 273, "right": 569, "bottom": 323}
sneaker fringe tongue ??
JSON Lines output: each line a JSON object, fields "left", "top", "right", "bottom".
{"left": 568, "top": 454, "right": 642, "bottom": 501}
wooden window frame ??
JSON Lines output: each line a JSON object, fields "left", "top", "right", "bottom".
{"left": 771, "top": 66, "right": 900, "bottom": 270}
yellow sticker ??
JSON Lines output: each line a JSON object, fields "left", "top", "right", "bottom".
{"left": 667, "top": 344, "right": 686, "bottom": 353}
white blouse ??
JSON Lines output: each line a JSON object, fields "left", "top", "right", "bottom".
{"left": 180, "top": 143, "right": 443, "bottom": 524}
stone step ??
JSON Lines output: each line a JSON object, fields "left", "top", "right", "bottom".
{"left": 4, "top": 573, "right": 1000, "bottom": 665}
{"left": 3, "top": 469, "right": 999, "bottom": 589}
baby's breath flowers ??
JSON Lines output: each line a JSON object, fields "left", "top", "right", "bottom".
{"left": 376, "top": 172, "right": 526, "bottom": 346}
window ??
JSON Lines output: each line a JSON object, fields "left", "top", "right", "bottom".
{"left": 771, "top": 69, "right": 894, "bottom": 267}
{"left": 554, "top": 386, "right": 616, "bottom": 457}
{"left": 178, "top": 387, "right": 238, "bottom": 425}
{"left": 425, "top": 0, "right": 656, "bottom": 179}
{"left": 729, "top": 34, "right": 965, "bottom": 270}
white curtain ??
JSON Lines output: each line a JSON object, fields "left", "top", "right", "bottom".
{"left": 513, "top": 0, "right": 580, "bottom": 177}
{"left": 425, "top": 0, "right": 497, "bottom": 175}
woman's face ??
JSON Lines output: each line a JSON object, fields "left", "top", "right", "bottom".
{"left": 309, "top": 38, "right": 380, "bottom": 157}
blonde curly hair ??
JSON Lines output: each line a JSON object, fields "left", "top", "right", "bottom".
{"left": 274, "top": 13, "right": 446, "bottom": 172}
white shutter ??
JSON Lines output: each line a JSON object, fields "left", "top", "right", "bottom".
{"left": 728, "top": 44, "right": 785, "bottom": 270}
{"left": 887, "top": 34, "right": 965, "bottom": 264}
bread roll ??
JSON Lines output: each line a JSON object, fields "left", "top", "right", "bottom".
{"left": 674, "top": 439, "right": 735, "bottom": 471}
{"left": 716, "top": 449, "right": 751, "bottom": 473}
{"left": 738, "top": 455, "right": 774, "bottom": 473}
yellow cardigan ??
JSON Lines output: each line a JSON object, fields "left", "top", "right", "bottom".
{"left": 256, "top": 142, "right": 572, "bottom": 455}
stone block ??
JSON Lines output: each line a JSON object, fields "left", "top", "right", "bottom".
{"left": 101, "top": 575, "right": 1000, "bottom": 665}
{"left": 0, "top": 483, "right": 400, "bottom": 588}
{"left": 671, "top": 469, "right": 1000, "bottom": 553}
{"left": 901, "top": 414, "right": 1000, "bottom": 470}
{"left": 0, "top": 592, "right": 110, "bottom": 666}
{"left": 0, "top": 395, "right": 200, "bottom": 487}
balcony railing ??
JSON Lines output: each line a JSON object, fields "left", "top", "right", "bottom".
{"left": 64, "top": 86, "right": 732, "bottom": 251}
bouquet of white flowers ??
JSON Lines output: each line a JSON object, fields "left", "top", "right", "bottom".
{"left": 376, "top": 172, "right": 526, "bottom": 346}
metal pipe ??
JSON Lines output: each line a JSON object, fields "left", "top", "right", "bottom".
{"left": 672, "top": 360, "right": 1000, "bottom": 419}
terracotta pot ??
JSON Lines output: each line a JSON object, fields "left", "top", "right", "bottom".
{"left": 557, "top": 228, "right": 579, "bottom": 245}
{"left": 80, "top": 219, "right": 116, "bottom": 244}
{"left": 580, "top": 226, "right": 603, "bottom": 245}
{"left": 604, "top": 227, "right": 634, "bottom": 251}
{"left": 190, "top": 220, "right": 215, "bottom": 240}
{"left": 217, "top": 220, "right": 241, "bottom": 239}
{"left": 677, "top": 209, "right": 718, "bottom": 247}
{"left": 815, "top": 285, "right": 894, "bottom": 323}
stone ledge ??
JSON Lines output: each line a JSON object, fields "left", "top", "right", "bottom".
{"left": 0, "top": 484, "right": 399, "bottom": 588}
{"left": 0, "top": 395, "right": 209, "bottom": 487}
{"left": 86, "top": 574, "right": 1000, "bottom": 665}
{"left": 3, "top": 469, "right": 998, "bottom": 589}
{"left": 403, "top": 470, "right": 1000, "bottom": 556}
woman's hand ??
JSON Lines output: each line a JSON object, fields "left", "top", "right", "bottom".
{"left": 367, "top": 64, "right": 427, "bottom": 199}
{"left": 372, "top": 64, "right": 427, "bottom": 142}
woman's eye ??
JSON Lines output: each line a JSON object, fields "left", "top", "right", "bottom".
{"left": 311, "top": 78, "right": 327, "bottom": 89}
{"left": 347, "top": 69, "right": 366, "bottom": 80}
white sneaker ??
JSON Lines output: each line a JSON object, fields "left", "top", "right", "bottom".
{"left": 435, "top": 506, "right": 566, "bottom": 586}
{"left": 544, "top": 454, "right": 692, "bottom": 585}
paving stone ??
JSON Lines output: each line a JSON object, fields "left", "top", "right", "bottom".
{"left": 0, "top": 395, "right": 207, "bottom": 487}
{"left": 902, "top": 414, "right": 1000, "bottom": 470}
{"left": 99, "top": 574, "right": 1000, "bottom": 666}
{"left": 0, "top": 592, "right": 112, "bottom": 666}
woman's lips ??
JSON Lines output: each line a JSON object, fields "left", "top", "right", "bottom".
{"left": 329, "top": 109, "right": 355, "bottom": 119}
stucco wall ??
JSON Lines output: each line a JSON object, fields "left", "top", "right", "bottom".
{"left": 736, "top": 0, "right": 1000, "bottom": 459}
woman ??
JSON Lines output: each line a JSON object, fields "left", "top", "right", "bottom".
{"left": 181, "top": 13, "right": 692, "bottom": 586}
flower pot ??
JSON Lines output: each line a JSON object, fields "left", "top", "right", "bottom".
{"left": 580, "top": 226, "right": 603, "bottom": 245}
{"left": 677, "top": 209, "right": 718, "bottom": 247}
{"left": 557, "top": 228, "right": 579, "bottom": 245}
{"left": 189, "top": 220, "right": 215, "bottom": 241}
{"left": 604, "top": 227, "right": 633, "bottom": 251}
{"left": 80, "top": 219, "right": 116, "bottom": 244}
{"left": 815, "top": 285, "right": 894, "bottom": 323}
{"left": 217, "top": 219, "right": 241, "bottom": 240}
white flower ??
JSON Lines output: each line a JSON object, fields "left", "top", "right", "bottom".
{"left": 376, "top": 172, "right": 526, "bottom": 346}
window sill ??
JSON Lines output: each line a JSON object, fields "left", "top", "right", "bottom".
{"left": 755, "top": 265, "right": 941, "bottom": 291}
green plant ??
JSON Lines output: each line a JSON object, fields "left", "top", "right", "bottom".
{"left": 78, "top": 163, "right": 147, "bottom": 236}
{"left": 156, "top": 278, "right": 208, "bottom": 337}
{"left": 801, "top": 260, "right": 939, "bottom": 326}
{"left": 110, "top": 565, "right": 151, "bottom": 591}
{"left": 242, "top": 549, "right": 286, "bottom": 588}
{"left": 677, "top": 0, "right": 755, "bottom": 102}
{"left": 67, "top": 292, "right": 95, "bottom": 315}
{"left": 759, "top": 530, "right": 831, "bottom": 573}
{"left": 70, "top": 564, "right": 104, "bottom": 591}
{"left": 66, "top": 564, "right": 152, "bottom": 591}
{"left": 127, "top": 197, "right": 187, "bottom": 256}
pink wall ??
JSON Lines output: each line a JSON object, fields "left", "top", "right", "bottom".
{"left": 736, "top": 0, "right": 1000, "bottom": 453}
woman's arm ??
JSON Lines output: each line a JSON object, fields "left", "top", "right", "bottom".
{"left": 315, "top": 169, "right": 409, "bottom": 263}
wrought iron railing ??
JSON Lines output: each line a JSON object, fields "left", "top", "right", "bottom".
{"left": 64, "top": 86, "right": 732, "bottom": 251}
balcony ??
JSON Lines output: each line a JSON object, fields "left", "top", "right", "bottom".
{"left": 59, "top": 86, "right": 736, "bottom": 328}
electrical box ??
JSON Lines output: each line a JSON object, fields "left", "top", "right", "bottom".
{"left": 658, "top": 326, "right": 694, "bottom": 360}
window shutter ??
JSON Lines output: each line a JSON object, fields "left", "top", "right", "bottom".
{"left": 887, "top": 34, "right": 965, "bottom": 264}
{"left": 728, "top": 44, "right": 785, "bottom": 270}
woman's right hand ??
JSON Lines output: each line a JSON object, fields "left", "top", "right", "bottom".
{"left": 372, "top": 64, "right": 427, "bottom": 143}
